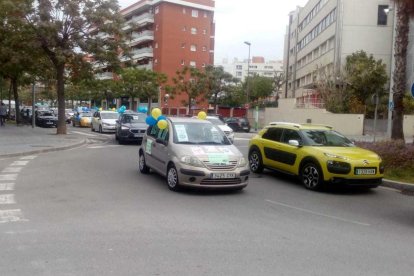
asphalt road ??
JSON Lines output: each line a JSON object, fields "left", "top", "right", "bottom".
{"left": 0, "top": 127, "right": 413, "bottom": 276}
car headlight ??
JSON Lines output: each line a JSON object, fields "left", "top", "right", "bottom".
{"left": 180, "top": 156, "right": 205, "bottom": 168}
{"left": 324, "top": 152, "right": 349, "bottom": 161}
{"left": 103, "top": 123, "right": 111, "bottom": 126}
{"left": 238, "top": 157, "right": 247, "bottom": 167}
{"left": 121, "top": 125, "right": 130, "bottom": 130}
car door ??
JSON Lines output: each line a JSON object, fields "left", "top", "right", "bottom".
{"left": 260, "top": 127, "right": 286, "bottom": 170}
{"left": 142, "top": 125, "right": 159, "bottom": 169}
{"left": 150, "top": 126, "right": 170, "bottom": 175}
{"left": 277, "top": 128, "right": 303, "bottom": 174}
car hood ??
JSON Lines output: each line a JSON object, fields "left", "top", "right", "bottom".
{"left": 101, "top": 118, "right": 117, "bottom": 124}
{"left": 172, "top": 144, "right": 243, "bottom": 161}
{"left": 38, "top": 116, "right": 57, "bottom": 119}
{"left": 316, "top": 146, "right": 381, "bottom": 161}
{"left": 217, "top": 124, "right": 233, "bottom": 132}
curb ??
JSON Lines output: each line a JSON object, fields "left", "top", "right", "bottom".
{"left": 381, "top": 179, "right": 414, "bottom": 192}
{"left": 0, "top": 139, "right": 88, "bottom": 158}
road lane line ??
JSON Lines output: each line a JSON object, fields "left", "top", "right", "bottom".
{"left": 20, "top": 155, "right": 37, "bottom": 160}
{"left": 0, "top": 194, "right": 16, "bottom": 204}
{"left": 265, "top": 199, "right": 370, "bottom": 227}
{"left": 0, "top": 183, "right": 15, "bottom": 191}
{"left": 0, "top": 209, "right": 27, "bottom": 223}
{"left": 10, "top": 161, "right": 29, "bottom": 166}
{"left": 2, "top": 167, "right": 22, "bottom": 173}
{"left": 0, "top": 174, "right": 18, "bottom": 181}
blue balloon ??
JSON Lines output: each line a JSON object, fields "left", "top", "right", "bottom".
{"left": 157, "top": 115, "right": 166, "bottom": 121}
{"left": 145, "top": 116, "right": 157, "bottom": 126}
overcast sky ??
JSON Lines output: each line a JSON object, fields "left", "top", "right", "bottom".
{"left": 118, "top": 0, "right": 309, "bottom": 63}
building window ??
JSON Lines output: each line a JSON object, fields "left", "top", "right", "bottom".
{"left": 204, "top": 12, "right": 208, "bottom": 18}
{"left": 236, "top": 65, "right": 242, "bottom": 70}
{"left": 182, "top": 26, "right": 187, "bottom": 31}
{"left": 155, "top": 43, "right": 158, "bottom": 48}
{"left": 202, "top": 63, "right": 206, "bottom": 68}
{"left": 191, "top": 27, "right": 197, "bottom": 34}
{"left": 236, "top": 71, "right": 242, "bottom": 77}
{"left": 183, "top": 8, "right": 186, "bottom": 14}
{"left": 155, "top": 6, "right": 159, "bottom": 14}
{"left": 202, "top": 46, "right": 207, "bottom": 52}
{"left": 154, "top": 59, "right": 158, "bottom": 64}
{"left": 181, "top": 60, "right": 185, "bottom": 65}
{"left": 190, "top": 44, "right": 197, "bottom": 51}
{"left": 378, "top": 5, "right": 389, "bottom": 25}
{"left": 192, "top": 10, "right": 198, "bottom": 18}
{"left": 181, "top": 43, "right": 186, "bottom": 48}
{"left": 203, "top": 29, "right": 207, "bottom": 35}
{"left": 189, "top": 61, "right": 196, "bottom": 67}
{"left": 155, "top": 24, "right": 159, "bottom": 31}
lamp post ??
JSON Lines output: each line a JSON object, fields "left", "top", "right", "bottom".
{"left": 385, "top": 4, "right": 396, "bottom": 139}
{"left": 244, "top": 41, "right": 251, "bottom": 104}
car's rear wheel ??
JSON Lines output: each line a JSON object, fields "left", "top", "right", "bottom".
{"left": 249, "top": 149, "right": 264, "bottom": 173}
{"left": 301, "top": 162, "right": 323, "bottom": 190}
{"left": 166, "top": 164, "right": 180, "bottom": 191}
{"left": 139, "top": 152, "right": 150, "bottom": 174}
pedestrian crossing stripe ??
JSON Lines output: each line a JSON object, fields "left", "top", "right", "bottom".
{"left": 0, "top": 209, "right": 27, "bottom": 223}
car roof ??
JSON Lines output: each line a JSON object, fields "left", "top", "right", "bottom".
{"left": 267, "top": 122, "right": 333, "bottom": 130}
{"left": 99, "top": 110, "right": 118, "bottom": 113}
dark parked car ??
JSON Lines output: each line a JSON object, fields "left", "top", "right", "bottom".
{"left": 225, "top": 117, "right": 251, "bottom": 133}
{"left": 115, "top": 112, "right": 147, "bottom": 144}
{"left": 35, "top": 110, "right": 58, "bottom": 128}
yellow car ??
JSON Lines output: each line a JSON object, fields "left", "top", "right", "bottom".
{"left": 248, "top": 122, "right": 384, "bottom": 190}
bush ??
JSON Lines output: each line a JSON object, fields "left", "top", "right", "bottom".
{"left": 356, "top": 140, "right": 414, "bottom": 169}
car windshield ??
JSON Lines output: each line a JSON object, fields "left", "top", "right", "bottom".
{"left": 301, "top": 129, "right": 355, "bottom": 147}
{"left": 172, "top": 122, "right": 231, "bottom": 145}
{"left": 206, "top": 117, "right": 224, "bottom": 125}
{"left": 123, "top": 114, "right": 145, "bottom": 123}
{"left": 101, "top": 112, "right": 119, "bottom": 119}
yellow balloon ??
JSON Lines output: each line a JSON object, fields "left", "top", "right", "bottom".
{"left": 151, "top": 108, "right": 162, "bottom": 119}
{"left": 112, "top": 108, "right": 116, "bottom": 111}
{"left": 157, "top": 119, "right": 168, "bottom": 130}
{"left": 99, "top": 107, "right": 102, "bottom": 111}
{"left": 197, "top": 111, "right": 207, "bottom": 120}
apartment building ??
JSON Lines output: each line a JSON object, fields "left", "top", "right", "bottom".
{"left": 95, "top": 0, "right": 215, "bottom": 114}
{"left": 217, "top": 57, "right": 283, "bottom": 82}
{"left": 283, "top": 0, "right": 394, "bottom": 100}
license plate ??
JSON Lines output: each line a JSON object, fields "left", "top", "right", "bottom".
{"left": 355, "top": 168, "right": 376, "bottom": 175}
{"left": 134, "top": 133, "right": 143, "bottom": 137}
{"left": 211, "top": 173, "right": 236, "bottom": 179}
{"left": 46, "top": 122, "right": 53, "bottom": 124}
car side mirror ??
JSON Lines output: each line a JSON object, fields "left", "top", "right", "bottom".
{"left": 288, "top": 140, "right": 301, "bottom": 147}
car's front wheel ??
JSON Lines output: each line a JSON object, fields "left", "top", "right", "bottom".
{"left": 166, "top": 164, "right": 180, "bottom": 191}
{"left": 139, "top": 152, "right": 150, "bottom": 174}
{"left": 249, "top": 148, "right": 264, "bottom": 173}
{"left": 300, "top": 162, "right": 323, "bottom": 190}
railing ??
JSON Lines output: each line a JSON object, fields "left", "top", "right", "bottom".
{"left": 95, "top": 72, "right": 113, "bottom": 80}
{"left": 129, "top": 30, "right": 154, "bottom": 45}
{"left": 123, "top": 13, "right": 154, "bottom": 30}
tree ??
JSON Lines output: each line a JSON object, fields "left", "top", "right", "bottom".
{"left": 204, "top": 65, "right": 235, "bottom": 112}
{"left": 390, "top": 0, "right": 414, "bottom": 140}
{"left": 21, "top": 0, "right": 127, "bottom": 134}
{"left": 117, "top": 68, "right": 167, "bottom": 113}
{"left": 246, "top": 75, "right": 274, "bottom": 103}
{"left": 345, "top": 51, "right": 388, "bottom": 105}
{"left": 171, "top": 66, "right": 208, "bottom": 114}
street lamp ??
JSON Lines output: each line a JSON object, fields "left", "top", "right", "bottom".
{"left": 385, "top": 5, "right": 396, "bottom": 138}
{"left": 244, "top": 41, "right": 251, "bottom": 104}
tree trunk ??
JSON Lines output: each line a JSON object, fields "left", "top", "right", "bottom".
{"left": 11, "top": 78, "right": 21, "bottom": 125}
{"left": 56, "top": 63, "right": 67, "bottom": 134}
{"left": 391, "top": 1, "right": 409, "bottom": 140}
{"left": 147, "top": 97, "right": 152, "bottom": 116}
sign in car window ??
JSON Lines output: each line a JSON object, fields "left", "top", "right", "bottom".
{"left": 145, "top": 139, "right": 152, "bottom": 154}
{"left": 175, "top": 125, "right": 189, "bottom": 142}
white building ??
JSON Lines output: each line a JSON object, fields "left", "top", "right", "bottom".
{"left": 283, "top": 0, "right": 394, "bottom": 99}
{"left": 217, "top": 57, "right": 283, "bottom": 82}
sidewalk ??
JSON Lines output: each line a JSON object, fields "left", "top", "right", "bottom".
{"left": 0, "top": 124, "right": 87, "bottom": 158}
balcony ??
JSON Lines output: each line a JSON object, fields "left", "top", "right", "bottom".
{"left": 92, "top": 61, "right": 109, "bottom": 69}
{"left": 135, "top": 62, "right": 153, "bottom": 70}
{"left": 123, "top": 13, "right": 154, "bottom": 30}
{"left": 128, "top": 30, "right": 154, "bottom": 46}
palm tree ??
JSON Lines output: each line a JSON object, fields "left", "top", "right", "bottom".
{"left": 391, "top": 0, "right": 414, "bottom": 140}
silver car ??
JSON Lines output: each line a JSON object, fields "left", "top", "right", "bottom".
{"left": 138, "top": 117, "right": 249, "bottom": 191}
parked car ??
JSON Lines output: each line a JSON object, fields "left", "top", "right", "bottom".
{"left": 71, "top": 111, "right": 92, "bottom": 127}
{"left": 35, "top": 110, "right": 58, "bottom": 128}
{"left": 225, "top": 117, "right": 251, "bottom": 133}
{"left": 248, "top": 122, "right": 384, "bottom": 190}
{"left": 139, "top": 117, "right": 249, "bottom": 191}
{"left": 91, "top": 110, "right": 119, "bottom": 133}
{"left": 193, "top": 115, "right": 234, "bottom": 143}
{"left": 115, "top": 112, "right": 147, "bottom": 144}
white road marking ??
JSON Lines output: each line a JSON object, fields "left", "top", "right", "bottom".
{"left": 20, "top": 155, "right": 37, "bottom": 160}
{"left": 88, "top": 145, "right": 120, "bottom": 149}
{"left": 0, "top": 194, "right": 16, "bottom": 204}
{"left": 2, "top": 167, "right": 22, "bottom": 173}
{"left": 10, "top": 161, "right": 29, "bottom": 166}
{"left": 0, "top": 209, "right": 27, "bottom": 223}
{"left": 70, "top": 131, "right": 98, "bottom": 137}
{"left": 265, "top": 199, "right": 370, "bottom": 227}
{"left": 0, "top": 183, "right": 15, "bottom": 191}
{"left": 0, "top": 174, "right": 18, "bottom": 181}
